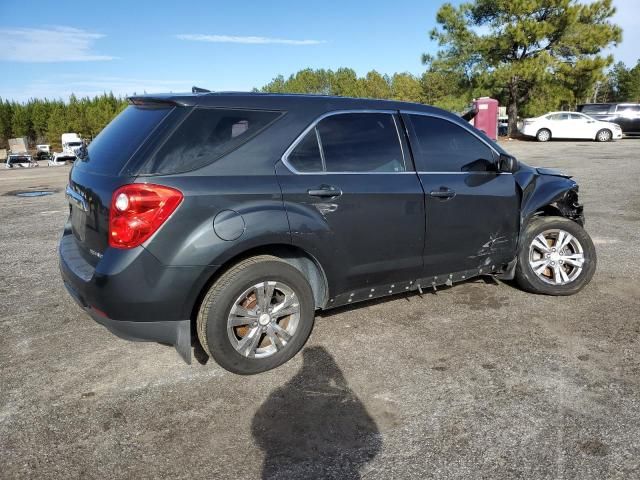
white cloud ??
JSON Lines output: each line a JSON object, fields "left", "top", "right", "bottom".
{"left": 176, "top": 34, "right": 326, "bottom": 45}
{"left": 0, "top": 26, "right": 115, "bottom": 62}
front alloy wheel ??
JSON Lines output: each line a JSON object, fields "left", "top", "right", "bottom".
{"left": 515, "top": 217, "right": 596, "bottom": 295}
{"left": 528, "top": 229, "right": 585, "bottom": 285}
{"left": 596, "top": 129, "right": 612, "bottom": 142}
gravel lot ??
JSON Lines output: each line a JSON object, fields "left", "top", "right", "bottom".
{"left": 1, "top": 139, "right": 639, "bottom": 479}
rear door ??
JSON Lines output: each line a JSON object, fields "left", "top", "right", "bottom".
{"left": 276, "top": 111, "right": 425, "bottom": 300}
{"left": 402, "top": 112, "right": 519, "bottom": 276}
{"left": 547, "top": 113, "right": 571, "bottom": 138}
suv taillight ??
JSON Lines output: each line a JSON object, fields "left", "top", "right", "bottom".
{"left": 109, "top": 184, "right": 183, "bottom": 249}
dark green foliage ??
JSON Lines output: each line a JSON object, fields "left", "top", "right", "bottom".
{"left": 427, "top": 0, "right": 622, "bottom": 133}
{"left": 260, "top": 67, "right": 472, "bottom": 111}
{"left": 0, "top": 93, "right": 127, "bottom": 149}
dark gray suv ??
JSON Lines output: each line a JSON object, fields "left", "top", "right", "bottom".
{"left": 59, "top": 92, "right": 596, "bottom": 374}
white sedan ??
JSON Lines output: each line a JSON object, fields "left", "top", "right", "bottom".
{"left": 519, "top": 111, "right": 623, "bottom": 142}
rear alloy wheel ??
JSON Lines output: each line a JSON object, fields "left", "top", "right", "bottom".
{"left": 227, "top": 281, "right": 301, "bottom": 359}
{"left": 197, "top": 255, "right": 315, "bottom": 374}
{"left": 596, "top": 129, "right": 612, "bottom": 142}
{"left": 536, "top": 129, "right": 551, "bottom": 142}
{"left": 515, "top": 217, "right": 596, "bottom": 295}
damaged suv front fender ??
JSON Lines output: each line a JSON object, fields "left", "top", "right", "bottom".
{"left": 515, "top": 165, "right": 585, "bottom": 232}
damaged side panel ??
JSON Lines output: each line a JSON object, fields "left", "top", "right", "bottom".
{"left": 515, "top": 167, "right": 585, "bottom": 232}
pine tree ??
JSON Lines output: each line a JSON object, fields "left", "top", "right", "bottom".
{"left": 426, "top": 0, "right": 622, "bottom": 134}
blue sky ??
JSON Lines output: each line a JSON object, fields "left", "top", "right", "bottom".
{"left": 1, "top": 0, "right": 639, "bottom": 102}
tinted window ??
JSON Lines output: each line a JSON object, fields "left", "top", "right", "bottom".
{"left": 77, "top": 105, "right": 172, "bottom": 175}
{"left": 581, "top": 104, "right": 611, "bottom": 114}
{"left": 287, "top": 128, "right": 323, "bottom": 172}
{"left": 409, "top": 115, "right": 495, "bottom": 172}
{"left": 316, "top": 113, "right": 405, "bottom": 172}
{"left": 617, "top": 105, "right": 640, "bottom": 113}
{"left": 146, "top": 108, "right": 281, "bottom": 174}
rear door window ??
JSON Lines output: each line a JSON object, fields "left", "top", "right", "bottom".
{"left": 408, "top": 115, "right": 496, "bottom": 172}
{"left": 143, "top": 108, "right": 282, "bottom": 174}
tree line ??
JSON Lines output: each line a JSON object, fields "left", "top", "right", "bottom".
{"left": 0, "top": 93, "right": 127, "bottom": 150}
{"left": 1, "top": 0, "right": 639, "bottom": 147}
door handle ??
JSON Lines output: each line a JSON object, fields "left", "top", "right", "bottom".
{"left": 307, "top": 185, "right": 342, "bottom": 198}
{"left": 429, "top": 188, "right": 456, "bottom": 200}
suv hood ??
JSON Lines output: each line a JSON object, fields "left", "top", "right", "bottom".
{"left": 535, "top": 167, "right": 572, "bottom": 179}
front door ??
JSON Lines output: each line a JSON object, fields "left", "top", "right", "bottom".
{"left": 276, "top": 111, "right": 425, "bottom": 300}
{"left": 402, "top": 113, "right": 520, "bottom": 277}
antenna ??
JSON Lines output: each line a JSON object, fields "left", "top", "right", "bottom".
{"left": 192, "top": 86, "right": 211, "bottom": 93}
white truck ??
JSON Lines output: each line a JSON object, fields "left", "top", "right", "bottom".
{"left": 50, "top": 133, "right": 83, "bottom": 166}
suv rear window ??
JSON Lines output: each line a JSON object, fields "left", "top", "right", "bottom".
{"left": 76, "top": 105, "right": 172, "bottom": 175}
{"left": 142, "top": 108, "right": 282, "bottom": 174}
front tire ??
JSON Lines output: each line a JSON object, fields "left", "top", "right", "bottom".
{"left": 595, "top": 129, "right": 612, "bottom": 142}
{"left": 197, "top": 255, "right": 315, "bottom": 374}
{"left": 515, "top": 217, "right": 596, "bottom": 295}
{"left": 536, "top": 129, "right": 551, "bottom": 142}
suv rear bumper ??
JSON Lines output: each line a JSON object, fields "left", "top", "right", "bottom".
{"left": 59, "top": 232, "right": 216, "bottom": 364}
{"left": 62, "top": 279, "right": 192, "bottom": 362}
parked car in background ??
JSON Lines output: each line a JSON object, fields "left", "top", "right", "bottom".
{"left": 519, "top": 111, "right": 623, "bottom": 142}
{"left": 578, "top": 103, "right": 640, "bottom": 136}
{"left": 5, "top": 154, "right": 38, "bottom": 168}
{"left": 52, "top": 133, "right": 83, "bottom": 164}
{"left": 35, "top": 144, "right": 52, "bottom": 161}
{"left": 60, "top": 92, "right": 597, "bottom": 374}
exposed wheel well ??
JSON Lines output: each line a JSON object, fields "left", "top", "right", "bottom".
{"left": 532, "top": 204, "right": 563, "bottom": 218}
{"left": 190, "top": 244, "right": 328, "bottom": 326}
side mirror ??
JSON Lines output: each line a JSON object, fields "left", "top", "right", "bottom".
{"left": 498, "top": 153, "right": 518, "bottom": 173}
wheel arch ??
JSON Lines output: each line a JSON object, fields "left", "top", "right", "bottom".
{"left": 190, "top": 243, "right": 329, "bottom": 326}
{"left": 536, "top": 127, "right": 552, "bottom": 140}
{"left": 595, "top": 127, "right": 612, "bottom": 141}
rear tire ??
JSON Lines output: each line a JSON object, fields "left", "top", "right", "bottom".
{"left": 515, "top": 217, "right": 596, "bottom": 295}
{"left": 536, "top": 129, "right": 551, "bottom": 142}
{"left": 595, "top": 129, "right": 612, "bottom": 142}
{"left": 197, "top": 255, "right": 315, "bottom": 374}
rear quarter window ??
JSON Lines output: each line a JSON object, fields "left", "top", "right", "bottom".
{"left": 141, "top": 108, "right": 282, "bottom": 174}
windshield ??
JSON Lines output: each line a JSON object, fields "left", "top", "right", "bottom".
{"left": 67, "top": 142, "right": 82, "bottom": 147}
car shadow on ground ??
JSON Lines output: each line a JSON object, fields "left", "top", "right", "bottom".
{"left": 251, "top": 346, "right": 382, "bottom": 480}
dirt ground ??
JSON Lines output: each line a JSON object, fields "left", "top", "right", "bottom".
{"left": 1, "top": 139, "right": 639, "bottom": 479}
